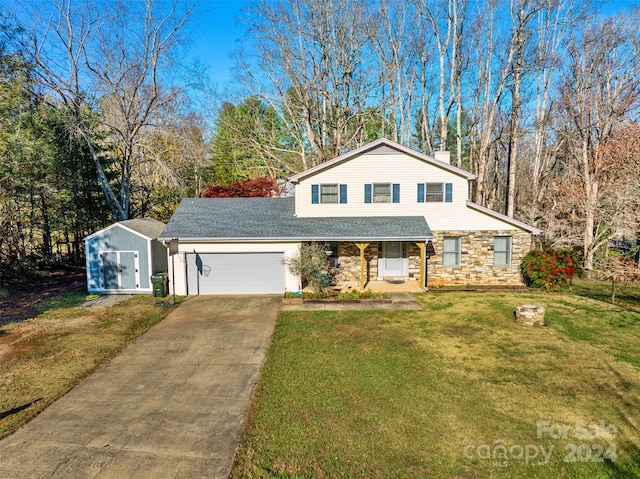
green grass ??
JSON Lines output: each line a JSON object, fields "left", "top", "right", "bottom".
{"left": 34, "top": 288, "right": 91, "bottom": 311}
{"left": 566, "top": 279, "right": 640, "bottom": 309}
{"left": 232, "top": 291, "right": 640, "bottom": 478}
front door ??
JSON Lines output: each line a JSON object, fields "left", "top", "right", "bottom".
{"left": 384, "top": 242, "right": 403, "bottom": 276}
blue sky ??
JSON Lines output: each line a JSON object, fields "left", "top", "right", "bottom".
{"left": 6, "top": 0, "right": 636, "bottom": 98}
{"left": 190, "top": 0, "right": 250, "bottom": 89}
{"left": 188, "top": 0, "right": 635, "bottom": 90}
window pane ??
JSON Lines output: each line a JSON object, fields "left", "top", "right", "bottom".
{"left": 494, "top": 236, "right": 511, "bottom": 266}
{"left": 373, "top": 184, "right": 391, "bottom": 203}
{"left": 443, "top": 237, "right": 459, "bottom": 252}
{"left": 442, "top": 237, "right": 460, "bottom": 267}
{"left": 426, "top": 183, "right": 443, "bottom": 202}
{"left": 494, "top": 252, "right": 509, "bottom": 266}
{"left": 494, "top": 237, "right": 509, "bottom": 251}
{"left": 321, "top": 185, "right": 338, "bottom": 203}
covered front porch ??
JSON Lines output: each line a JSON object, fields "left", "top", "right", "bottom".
{"left": 327, "top": 240, "right": 431, "bottom": 290}
{"left": 292, "top": 214, "right": 432, "bottom": 291}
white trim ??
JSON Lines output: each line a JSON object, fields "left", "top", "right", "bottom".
{"left": 85, "top": 222, "right": 155, "bottom": 241}
{"left": 466, "top": 201, "right": 542, "bottom": 235}
{"left": 147, "top": 235, "right": 154, "bottom": 278}
{"left": 289, "top": 138, "right": 476, "bottom": 183}
{"left": 164, "top": 235, "right": 433, "bottom": 242}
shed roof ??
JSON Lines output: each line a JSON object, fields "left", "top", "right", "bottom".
{"left": 85, "top": 217, "right": 167, "bottom": 241}
{"left": 118, "top": 218, "right": 167, "bottom": 239}
{"left": 159, "top": 197, "right": 432, "bottom": 242}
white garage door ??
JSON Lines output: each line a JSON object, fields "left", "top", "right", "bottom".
{"left": 185, "top": 252, "right": 285, "bottom": 294}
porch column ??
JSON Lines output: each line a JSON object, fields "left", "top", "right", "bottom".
{"left": 416, "top": 242, "right": 425, "bottom": 288}
{"left": 354, "top": 243, "right": 369, "bottom": 289}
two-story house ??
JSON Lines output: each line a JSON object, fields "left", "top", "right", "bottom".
{"left": 159, "top": 138, "right": 541, "bottom": 295}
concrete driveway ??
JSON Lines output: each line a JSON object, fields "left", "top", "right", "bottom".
{"left": 0, "top": 295, "right": 280, "bottom": 479}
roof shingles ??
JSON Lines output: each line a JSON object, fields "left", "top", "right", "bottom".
{"left": 159, "top": 197, "right": 432, "bottom": 241}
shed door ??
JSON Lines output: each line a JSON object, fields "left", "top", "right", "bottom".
{"left": 100, "top": 251, "right": 141, "bottom": 290}
{"left": 186, "top": 253, "right": 285, "bottom": 294}
{"left": 101, "top": 252, "right": 119, "bottom": 289}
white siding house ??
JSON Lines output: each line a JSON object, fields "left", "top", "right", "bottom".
{"left": 291, "top": 140, "right": 526, "bottom": 232}
{"left": 160, "top": 138, "right": 541, "bottom": 294}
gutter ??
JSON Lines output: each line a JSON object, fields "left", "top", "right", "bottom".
{"left": 158, "top": 235, "right": 434, "bottom": 243}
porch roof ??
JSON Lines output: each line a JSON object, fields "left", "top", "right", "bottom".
{"left": 160, "top": 197, "right": 432, "bottom": 242}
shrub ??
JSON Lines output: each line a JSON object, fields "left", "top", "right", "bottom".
{"left": 285, "top": 242, "right": 332, "bottom": 294}
{"left": 336, "top": 289, "right": 387, "bottom": 300}
{"left": 522, "top": 249, "right": 577, "bottom": 291}
{"left": 202, "top": 176, "right": 279, "bottom": 198}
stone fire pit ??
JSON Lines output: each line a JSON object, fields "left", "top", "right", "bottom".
{"left": 515, "top": 304, "right": 545, "bottom": 326}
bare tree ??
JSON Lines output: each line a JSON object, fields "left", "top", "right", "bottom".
{"left": 468, "top": 0, "right": 515, "bottom": 205}
{"left": 451, "top": 0, "right": 469, "bottom": 168}
{"left": 18, "top": 0, "right": 195, "bottom": 220}
{"left": 237, "top": 0, "right": 380, "bottom": 168}
{"left": 133, "top": 106, "right": 208, "bottom": 219}
{"left": 375, "top": 0, "right": 420, "bottom": 146}
{"left": 418, "top": 0, "right": 453, "bottom": 149}
{"left": 504, "top": 0, "right": 543, "bottom": 218}
{"left": 558, "top": 19, "right": 640, "bottom": 270}
{"left": 416, "top": 0, "right": 469, "bottom": 163}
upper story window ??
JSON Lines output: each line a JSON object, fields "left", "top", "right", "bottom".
{"left": 321, "top": 184, "right": 338, "bottom": 203}
{"left": 373, "top": 184, "right": 391, "bottom": 203}
{"left": 311, "top": 184, "right": 347, "bottom": 204}
{"left": 417, "top": 182, "right": 453, "bottom": 203}
{"left": 426, "top": 183, "right": 444, "bottom": 202}
{"left": 365, "top": 183, "right": 400, "bottom": 203}
{"left": 493, "top": 236, "right": 512, "bottom": 266}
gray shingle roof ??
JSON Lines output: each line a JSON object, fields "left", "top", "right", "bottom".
{"left": 119, "top": 218, "right": 167, "bottom": 239}
{"left": 159, "top": 197, "right": 432, "bottom": 241}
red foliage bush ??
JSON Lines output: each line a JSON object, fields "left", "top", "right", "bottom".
{"left": 521, "top": 248, "right": 578, "bottom": 291}
{"left": 202, "top": 177, "right": 279, "bottom": 198}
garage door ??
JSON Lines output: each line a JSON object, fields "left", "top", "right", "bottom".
{"left": 185, "top": 252, "right": 285, "bottom": 294}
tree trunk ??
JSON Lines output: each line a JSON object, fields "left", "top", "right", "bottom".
{"left": 611, "top": 275, "right": 616, "bottom": 304}
{"left": 40, "top": 190, "right": 52, "bottom": 257}
{"left": 582, "top": 141, "right": 597, "bottom": 271}
{"left": 506, "top": 64, "right": 520, "bottom": 218}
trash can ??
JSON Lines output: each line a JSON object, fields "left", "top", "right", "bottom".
{"left": 151, "top": 273, "right": 169, "bottom": 298}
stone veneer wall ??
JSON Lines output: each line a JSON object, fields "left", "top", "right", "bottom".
{"left": 426, "top": 230, "right": 532, "bottom": 287}
{"left": 406, "top": 243, "right": 421, "bottom": 280}
{"left": 335, "top": 242, "right": 378, "bottom": 282}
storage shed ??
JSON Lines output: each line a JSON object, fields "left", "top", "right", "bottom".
{"left": 85, "top": 218, "right": 168, "bottom": 294}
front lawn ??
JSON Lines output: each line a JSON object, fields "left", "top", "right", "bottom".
{"left": 566, "top": 278, "right": 640, "bottom": 309}
{"left": 232, "top": 291, "right": 640, "bottom": 478}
